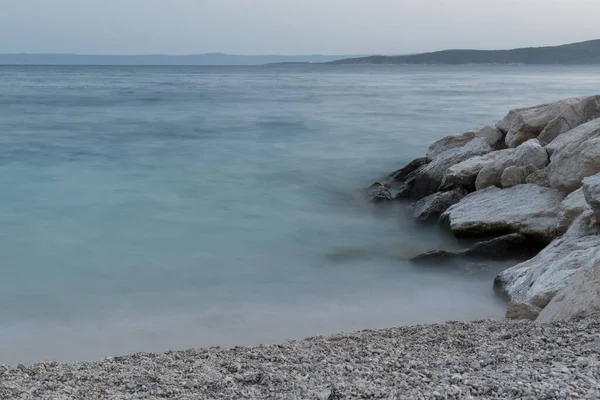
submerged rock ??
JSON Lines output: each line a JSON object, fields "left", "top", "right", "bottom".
{"left": 426, "top": 125, "right": 504, "bottom": 160}
{"left": 499, "top": 96, "right": 600, "bottom": 148}
{"left": 494, "top": 211, "right": 600, "bottom": 310}
{"left": 548, "top": 137, "right": 600, "bottom": 193}
{"left": 411, "top": 189, "right": 466, "bottom": 222}
{"left": 441, "top": 184, "right": 566, "bottom": 243}
{"left": 411, "top": 233, "right": 536, "bottom": 262}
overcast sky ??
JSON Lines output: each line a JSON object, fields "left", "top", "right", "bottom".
{"left": 1, "top": 0, "right": 599, "bottom": 55}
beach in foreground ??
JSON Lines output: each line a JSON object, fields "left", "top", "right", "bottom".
{"left": 2, "top": 317, "right": 599, "bottom": 399}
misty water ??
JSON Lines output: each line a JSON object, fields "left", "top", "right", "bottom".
{"left": 1, "top": 65, "right": 599, "bottom": 364}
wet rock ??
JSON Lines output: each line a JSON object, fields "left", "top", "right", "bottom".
{"left": 441, "top": 184, "right": 566, "bottom": 243}
{"left": 427, "top": 125, "right": 504, "bottom": 160}
{"left": 495, "top": 210, "right": 600, "bottom": 309}
{"left": 411, "top": 233, "right": 535, "bottom": 262}
{"left": 548, "top": 137, "right": 600, "bottom": 193}
{"left": 501, "top": 164, "right": 539, "bottom": 188}
{"left": 411, "top": 189, "right": 466, "bottom": 222}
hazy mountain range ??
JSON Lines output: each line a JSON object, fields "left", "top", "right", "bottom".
{"left": 330, "top": 39, "right": 600, "bottom": 65}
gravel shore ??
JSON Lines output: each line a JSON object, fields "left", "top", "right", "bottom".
{"left": 1, "top": 317, "right": 599, "bottom": 399}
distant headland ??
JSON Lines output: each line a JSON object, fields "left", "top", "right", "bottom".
{"left": 330, "top": 39, "right": 600, "bottom": 65}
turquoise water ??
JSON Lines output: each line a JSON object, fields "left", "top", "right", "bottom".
{"left": 1, "top": 65, "right": 599, "bottom": 364}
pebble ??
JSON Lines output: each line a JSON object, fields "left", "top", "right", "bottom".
{"left": 0, "top": 318, "right": 599, "bottom": 399}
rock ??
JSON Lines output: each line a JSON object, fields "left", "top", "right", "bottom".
{"left": 389, "top": 157, "right": 430, "bottom": 183}
{"left": 505, "top": 301, "right": 542, "bottom": 320}
{"left": 475, "top": 139, "right": 548, "bottom": 190}
{"left": 498, "top": 96, "right": 600, "bottom": 148}
{"left": 441, "top": 150, "right": 508, "bottom": 190}
{"left": 427, "top": 126, "right": 504, "bottom": 160}
{"left": 405, "top": 137, "right": 493, "bottom": 200}
{"left": 557, "top": 188, "right": 589, "bottom": 234}
{"left": 582, "top": 173, "right": 600, "bottom": 218}
{"left": 363, "top": 182, "right": 393, "bottom": 203}
{"left": 494, "top": 210, "right": 600, "bottom": 309}
{"left": 545, "top": 117, "right": 600, "bottom": 156}
{"left": 441, "top": 184, "right": 566, "bottom": 243}
{"left": 548, "top": 137, "right": 600, "bottom": 193}
{"left": 411, "top": 233, "right": 537, "bottom": 262}
{"left": 501, "top": 165, "right": 539, "bottom": 188}
{"left": 525, "top": 168, "right": 551, "bottom": 187}
{"left": 537, "top": 261, "right": 600, "bottom": 323}
{"left": 411, "top": 189, "right": 466, "bottom": 222}
{"left": 537, "top": 95, "right": 600, "bottom": 145}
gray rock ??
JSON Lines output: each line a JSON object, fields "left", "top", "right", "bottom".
{"left": 545, "top": 117, "right": 600, "bottom": 156}
{"left": 537, "top": 95, "right": 600, "bottom": 145}
{"left": 427, "top": 126, "right": 504, "bottom": 160}
{"left": 499, "top": 96, "right": 600, "bottom": 148}
{"left": 441, "top": 184, "right": 566, "bottom": 243}
{"left": 525, "top": 167, "right": 551, "bottom": 187}
{"left": 557, "top": 188, "right": 589, "bottom": 234}
{"left": 494, "top": 210, "right": 600, "bottom": 309}
{"left": 475, "top": 139, "right": 548, "bottom": 191}
{"left": 411, "top": 189, "right": 466, "bottom": 222}
{"left": 388, "top": 157, "right": 430, "bottom": 183}
{"left": 582, "top": 173, "right": 600, "bottom": 218}
{"left": 505, "top": 301, "right": 542, "bottom": 320}
{"left": 537, "top": 261, "right": 600, "bottom": 323}
{"left": 501, "top": 164, "right": 538, "bottom": 188}
{"left": 406, "top": 137, "right": 493, "bottom": 200}
{"left": 548, "top": 137, "right": 600, "bottom": 193}
{"left": 441, "top": 150, "right": 509, "bottom": 190}
{"left": 363, "top": 182, "right": 393, "bottom": 203}
{"left": 411, "top": 233, "right": 535, "bottom": 262}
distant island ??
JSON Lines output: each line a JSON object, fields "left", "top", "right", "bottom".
{"left": 0, "top": 53, "right": 358, "bottom": 66}
{"left": 330, "top": 39, "right": 600, "bottom": 65}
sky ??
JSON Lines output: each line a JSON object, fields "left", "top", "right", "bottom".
{"left": 1, "top": 0, "right": 600, "bottom": 55}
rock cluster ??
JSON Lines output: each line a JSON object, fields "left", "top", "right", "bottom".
{"left": 370, "top": 95, "right": 600, "bottom": 321}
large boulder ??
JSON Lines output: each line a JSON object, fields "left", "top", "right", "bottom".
{"left": 494, "top": 210, "right": 600, "bottom": 310}
{"left": 499, "top": 96, "right": 600, "bottom": 148}
{"left": 441, "top": 149, "right": 509, "bottom": 190}
{"left": 537, "top": 260, "right": 600, "bottom": 323}
{"left": 441, "top": 184, "right": 566, "bottom": 243}
{"left": 582, "top": 173, "right": 600, "bottom": 219}
{"left": 474, "top": 139, "right": 549, "bottom": 190}
{"left": 411, "top": 189, "right": 466, "bottom": 222}
{"left": 500, "top": 164, "right": 538, "bottom": 188}
{"left": 426, "top": 126, "right": 504, "bottom": 160}
{"left": 548, "top": 137, "right": 600, "bottom": 193}
{"left": 557, "top": 188, "right": 589, "bottom": 234}
{"left": 545, "top": 117, "right": 600, "bottom": 156}
{"left": 403, "top": 137, "right": 493, "bottom": 200}
{"left": 525, "top": 167, "right": 551, "bottom": 187}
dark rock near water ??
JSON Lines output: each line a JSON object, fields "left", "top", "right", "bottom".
{"left": 525, "top": 167, "right": 551, "bottom": 187}
{"left": 411, "top": 189, "right": 466, "bottom": 222}
{"left": 389, "top": 157, "right": 429, "bottom": 183}
{"left": 363, "top": 182, "right": 393, "bottom": 203}
{"left": 411, "top": 233, "right": 538, "bottom": 262}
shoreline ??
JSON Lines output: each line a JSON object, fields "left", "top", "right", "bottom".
{"left": 2, "top": 317, "right": 599, "bottom": 399}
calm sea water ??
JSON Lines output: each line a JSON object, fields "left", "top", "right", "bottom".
{"left": 1, "top": 65, "right": 599, "bottom": 364}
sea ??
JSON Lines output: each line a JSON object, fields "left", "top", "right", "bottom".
{"left": 1, "top": 64, "right": 599, "bottom": 365}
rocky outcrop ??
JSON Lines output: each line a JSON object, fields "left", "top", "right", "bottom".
{"left": 582, "top": 173, "right": 600, "bottom": 218}
{"left": 426, "top": 126, "right": 504, "bottom": 160}
{"left": 494, "top": 211, "right": 600, "bottom": 310}
{"left": 525, "top": 167, "right": 550, "bottom": 187}
{"left": 500, "top": 165, "right": 538, "bottom": 188}
{"left": 411, "top": 189, "right": 466, "bottom": 222}
{"left": 544, "top": 117, "right": 600, "bottom": 156}
{"left": 548, "top": 137, "right": 600, "bottom": 193}
{"left": 411, "top": 233, "right": 537, "bottom": 262}
{"left": 474, "top": 139, "right": 548, "bottom": 190}
{"left": 537, "top": 261, "right": 600, "bottom": 323}
{"left": 441, "top": 185, "right": 565, "bottom": 242}
{"left": 499, "top": 96, "right": 600, "bottom": 148}
{"left": 557, "top": 188, "right": 589, "bottom": 234}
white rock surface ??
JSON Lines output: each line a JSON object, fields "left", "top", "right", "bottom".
{"left": 427, "top": 125, "right": 504, "bottom": 160}
{"left": 548, "top": 137, "right": 600, "bottom": 193}
{"left": 499, "top": 96, "right": 600, "bottom": 148}
{"left": 583, "top": 173, "right": 600, "bottom": 218}
{"left": 538, "top": 261, "right": 600, "bottom": 322}
{"left": 557, "top": 188, "right": 589, "bottom": 234}
{"left": 441, "top": 184, "right": 566, "bottom": 242}
{"left": 545, "top": 117, "right": 600, "bottom": 156}
{"left": 475, "top": 139, "right": 548, "bottom": 190}
{"left": 501, "top": 165, "right": 538, "bottom": 189}
{"left": 441, "top": 149, "right": 509, "bottom": 189}
{"left": 495, "top": 211, "right": 600, "bottom": 309}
